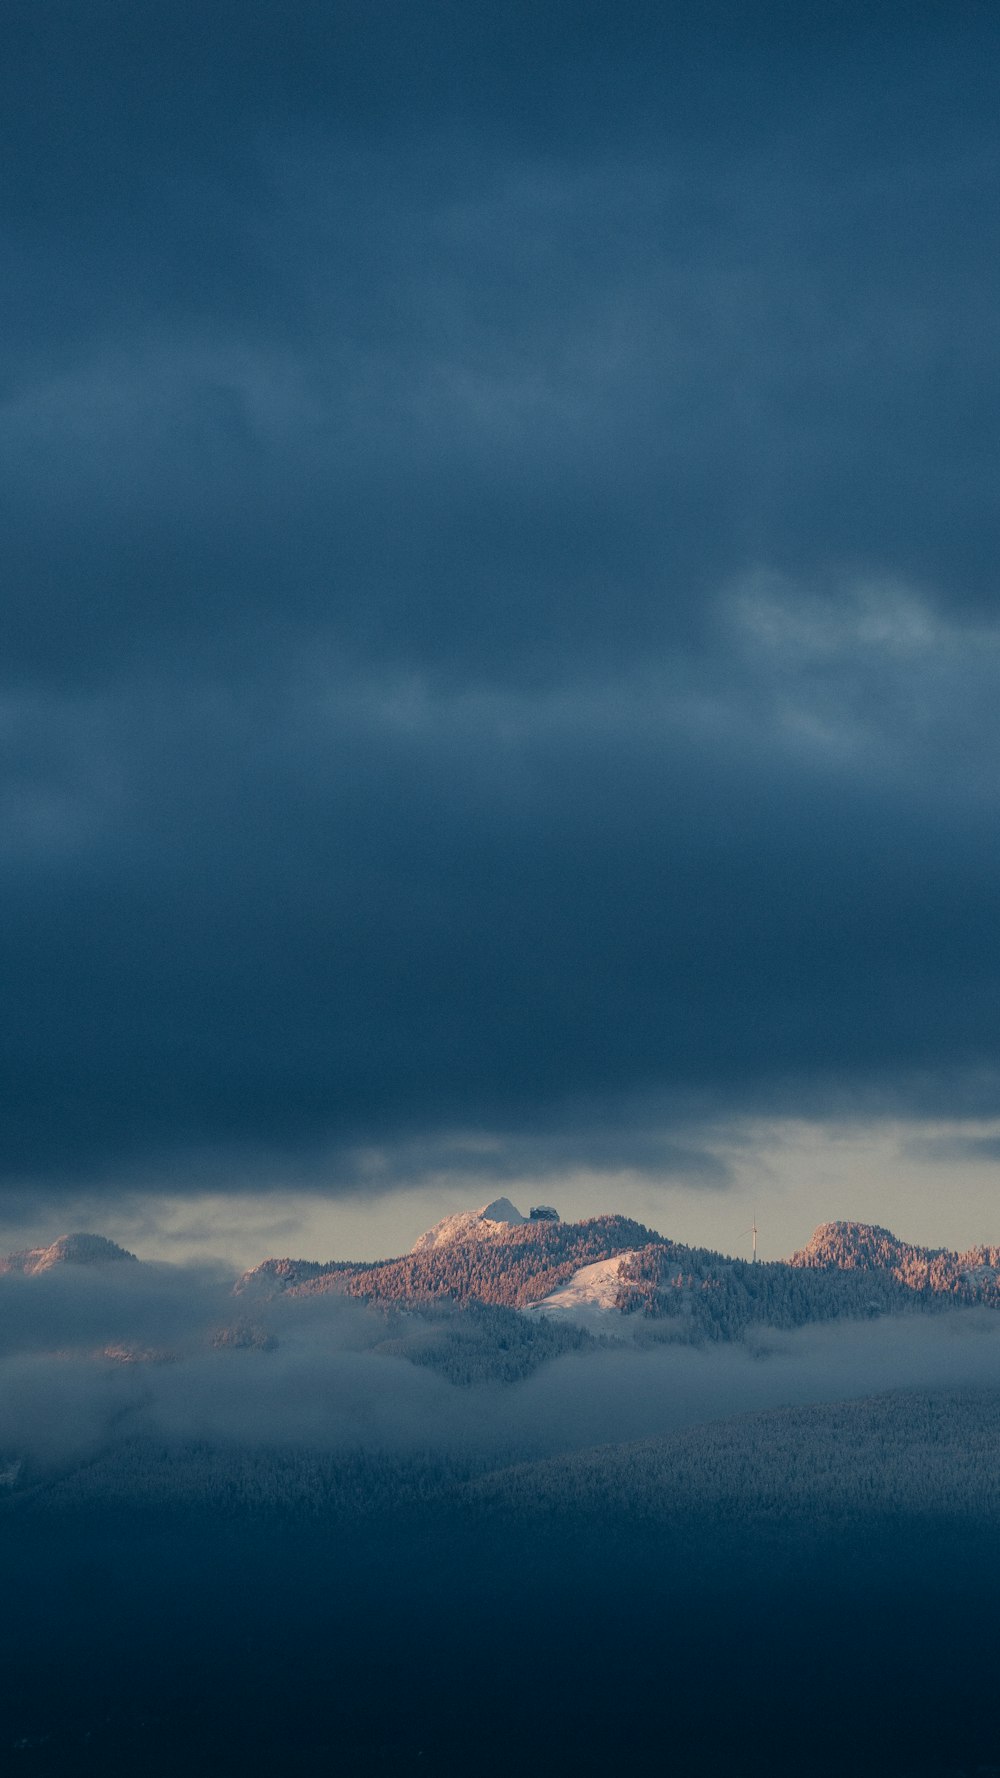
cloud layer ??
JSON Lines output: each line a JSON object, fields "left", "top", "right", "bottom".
{"left": 3, "top": 3, "right": 998, "bottom": 1197}
{"left": 6, "top": 1259, "right": 1000, "bottom": 1478}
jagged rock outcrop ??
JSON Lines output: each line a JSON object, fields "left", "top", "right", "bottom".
{"left": 411, "top": 1196, "right": 528, "bottom": 1253}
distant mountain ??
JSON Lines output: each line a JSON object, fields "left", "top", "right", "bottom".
{"left": 9, "top": 1211, "right": 1000, "bottom": 1347}
{"left": 233, "top": 1199, "right": 561, "bottom": 1299}
{"left": 0, "top": 1232, "right": 137, "bottom": 1276}
{"left": 246, "top": 1206, "right": 1000, "bottom": 1339}
{"left": 790, "top": 1219, "right": 1000, "bottom": 1290}
{"left": 284, "top": 1212, "right": 656, "bottom": 1311}
{"left": 791, "top": 1220, "right": 935, "bottom": 1271}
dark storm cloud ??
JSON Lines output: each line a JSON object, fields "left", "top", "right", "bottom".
{"left": 2, "top": 3, "right": 998, "bottom": 1194}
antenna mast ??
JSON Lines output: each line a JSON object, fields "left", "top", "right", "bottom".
{"left": 739, "top": 1213, "right": 759, "bottom": 1263}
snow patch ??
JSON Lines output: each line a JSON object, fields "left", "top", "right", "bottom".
{"left": 521, "top": 1253, "right": 637, "bottom": 1331}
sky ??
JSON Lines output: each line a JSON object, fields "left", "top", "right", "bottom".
{"left": 2, "top": 1, "right": 999, "bottom": 1265}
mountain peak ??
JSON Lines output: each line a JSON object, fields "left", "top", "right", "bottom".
{"left": 0, "top": 1232, "right": 138, "bottom": 1276}
{"left": 790, "top": 1222, "right": 934, "bottom": 1271}
{"left": 411, "top": 1196, "right": 531, "bottom": 1253}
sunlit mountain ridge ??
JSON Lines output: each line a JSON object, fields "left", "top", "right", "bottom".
{"left": 9, "top": 1210, "right": 1000, "bottom": 1333}
{"left": 230, "top": 1204, "right": 1000, "bottom": 1334}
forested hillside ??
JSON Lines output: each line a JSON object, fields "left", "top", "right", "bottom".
{"left": 288, "top": 1214, "right": 663, "bottom": 1309}
{"left": 235, "top": 1213, "right": 1000, "bottom": 1347}
{"left": 10, "top": 1386, "right": 1000, "bottom": 1547}
{"left": 459, "top": 1385, "right": 1000, "bottom": 1537}
{"left": 791, "top": 1220, "right": 1000, "bottom": 1292}
{"left": 613, "top": 1242, "right": 984, "bottom": 1339}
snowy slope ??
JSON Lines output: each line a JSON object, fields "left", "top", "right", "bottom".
{"left": 521, "top": 1252, "right": 637, "bottom": 1331}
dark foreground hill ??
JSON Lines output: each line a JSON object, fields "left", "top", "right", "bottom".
{"left": 4, "top": 1385, "right": 1000, "bottom": 1778}
{"left": 7, "top": 1383, "right": 1000, "bottom": 1541}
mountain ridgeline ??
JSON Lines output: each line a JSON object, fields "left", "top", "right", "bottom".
{"left": 232, "top": 1207, "right": 1000, "bottom": 1344}
{"left": 7, "top": 1209, "right": 1000, "bottom": 1355}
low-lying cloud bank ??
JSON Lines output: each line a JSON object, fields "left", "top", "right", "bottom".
{"left": 5, "top": 1261, "right": 1000, "bottom": 1473}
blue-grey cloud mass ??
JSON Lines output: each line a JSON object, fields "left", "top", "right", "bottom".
{"left": 2, "top": 1, "right": 998, "bottom": 1198}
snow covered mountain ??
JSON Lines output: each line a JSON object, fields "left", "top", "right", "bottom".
{"left": 790, "top": 1219, "right": 1000, "bottom": 1288}
{"left": 10, "top": 1211, "right": 1000, "bottom": 1348}
{"left": 0, "top": 1232, "right": 137, "bottom": 1275}
{"left": 220, "top": 1204, "right": 1000, "bottom": 1347}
